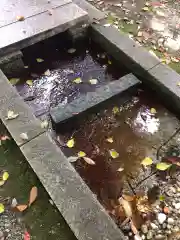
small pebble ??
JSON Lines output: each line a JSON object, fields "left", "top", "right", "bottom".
{"left": 141, "top": 224, "right": 148, "bottom": 234}
{"left": 147, "top": 231, "right": 153, "bottom": 239}
{"left": 157, "top": 213, "right": 166, "bottom": 224}
{"left": 167, "top": 218, "right": 174, "bottom": 225}
{"left": 174, "top": 202, "right": 180, "bottom": 210}
{"left": 150, "top": 223, "right": 158, "bottom": 230}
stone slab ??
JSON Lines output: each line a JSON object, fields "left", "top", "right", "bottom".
{"left": 50, "top": 73, "right": 140, "bottom": 125}
{"left": 20, "top": 132, "right": 125, "bottom": 240}
{"left": 0, "top": 2, "right": 88, "bottom": 56}
{"left": 90, "top": 24, "right": 161, "bottom": 76}
{"left": 0, "top": 70, "right": 45, "bottom": 146}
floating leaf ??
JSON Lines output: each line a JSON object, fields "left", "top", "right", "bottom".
{"left": 20, "top": 132, "right": 28, "bottom": 140}
{"left": 16, "top": 204, "right": 28, "bottom": 212}
{"left": 36, "top": 58, "right": 44, "bottom": 63}
{"left": 68, "top": 48, "right": 76, "bottom": 54}
{"left": 16, "top": 15, "right": 25, "bottom": 21}
{"left": 73, "top": 77, "right": 82, "bottom": 84}
{"left": 6, "top": 110, "right": 19, "bottom": 120}
{"left": 150, "top": 108, "right": 157, "bottom": 114}
{"left": 11, "top": 198, "right": 18, "bottom": 208}
{"left": 109, "top": 149, "right": 119, "bottom": 159}
{"left": 44, "top": 69, "right": 51, "bottom": 76}
{"left": 0, "top": 203, "right": 5, "bottom": 214}
{"left": 83, "top": 157, "right": 95, "bottom": 165}
{"left": 66, "top": 138, "right": 75, "bottom": 148}
{"left": 117, "top": 167, "right": 124, "bottom": 172}
{"left": 67, "top": 156, "right": 79, "bottom": 163}
{"left": 26, "top": 80, "right": 33, "bottom": 86}
{"left": 107, "top": 137, "right": 113, "bottom": 143}
{"left": 141, "top": 157, "right": 153, "bottom": 166}
{"left": 122, "top": 194, "right": 135, "bottom": 202}
{"left": 0, "top": 180, "right": 5, "bottom": 186}
{"left": 156, "top": 162, "right": 172, "bottom": 171}
{"left": 112, "top": 106, "right": 119, "bottom": 114}
{"left": 78, "top": 151, "right": 86, "bottom": 157}
{"left": 29, "top": 186, "right": 38, "bottom": 206}
{"left": 89, "top": 79, "right": 98, "bottom": 85}
{"left": 2, "top": 172, "right": 9, "bottom": 181}
{"left": 119, "top": 198, "right": 133, "bottom": 218}
{"left": 41, "top": 120, "right": 48, "bottom": 129}
{"left": 9, "top": 78, "right": 20, "bottom": 85}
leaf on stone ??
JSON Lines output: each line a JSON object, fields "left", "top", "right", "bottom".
{"left": 78, "top": 151, "right": 86, "bottom": 157}
{"left": 150, "top": 108, "right": 157, "bottom": 114}
{"left": 26, "top": 80, "right": 33, "bottom": 86}
{"left": 107, "top": 137, "right": 113, "bottom": 143}
{"left": 68, "top": 48, "right": 76, "bottom": 54}
{"left": 156, "top": 162, "right": 172, "bottom": 171}
{"left": 44, "top": 69, "right": 51, "bottom": 76}
{"left": 66, "top": 138, "right": 75, "bottom": 148}
{"left": 83, "top": 157, "right": 95, "bottom": 165}
{"left": 11, "top": 198, "right": 18, "bottom": 208}
{"left": 0, "top": 203, "right": 5, "bottom": 214}
{"left": 159, "top": 195, "right": 165, "bottom": 201}
{"left": 16, "top": 204, "right": 28, "bottom": 212}
{"left": 89, "top": 79, "right": 98, "bottom": 85}
{"left": 141, "top": 157, "right": 153, "bottom": 166}
{"left": 6, "top": 110, "right": 19, "bottom": 120}
{"left": 73, "top": 77, "right": 82, "bottom": 84}
{"left": 29, "top": 186, "right": 38, "bottom": 206}
{"left": 109, "top": 149, "right": 119, "bottom": 159}
{"left": 108, "top": 60, "right": 112, "bottom": 65}
{"left": 9, "top": 78, "right": 20, "bottom": 85}
{"left": 41, "top": 120, "right": 48, "bottom": 129}
{"left": 20, "top": 132, "right": 28, "bottom": 140}
{"left": 16, "top": 15, "right": 25, "bottom": 21}
{"left": 67, "top": 156, "right": 79, "bottom": 163}
{"left": 2, "top": 172, "right": 9, "bottom": 181}
{"left": 112, "top": 106, "right": 119, "bottom": 114}
{"left": 36, "top": 58, "right": 44, "bottom": 63}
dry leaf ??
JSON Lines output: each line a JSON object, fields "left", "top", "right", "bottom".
{"left": 9, "top": 78, "right": 20, "bottom": 85}
{"left": 2, "top": 172, "right": 9, "bottom": 181}
{"left": 89, "top": 79, "right": 98, "bottom": 85}
{"left": 106, "top": 137, "right": 113, "bottom": 143}
{"left": 177, "top": 82, "right": 180, "bottom": 87}
{"left": 44, "top": 69, "right": 51, "bottom": 76}
{"left": 16, "top": 15, "right": 25, "bottom": 21}
{"left": 6, "top": 110, "right": 19, "bottom": 120}
{"left": 41, "top": 120, "right": 48, "bottom": 129}
{"left": 103, "top": 23, "right": 111, "bottom": 27}
{"left": 29, "top": 186, "right": 38, "bottom": 206}
{"left": 109, "top": 149, "right": 119, "bottom": 159}
{"left": 141, "top": 157, "right": 153, "bottom": 166}
{"left": 66, "top": 138, "right": 75, "bottom": 148}
{"left": 36, "top": 58, "right": 44, "bottom": 63}
{"left": 73, "top": 77, "right": 82, "bottom": 84}
{"left": 67, "top": 156, "right": 79, "bottom": 163}
{"left": 78, "top": 151, "right": 86, "bottom": 157}
{"left": 16, "top": 204, "right": 28, "bottom": 212}
{"left": 83, "top": 157, "right": 95, "bottom": 165}
{"left": 20, "top": 133, "right": 28, "bottom": 140}
{"left": 26, "top": 80, "right": 33, "bottom": 86}
{"left": 0, "top": 203, "right": 5, "bottom": 214}
{"left": 122, "top": 195, "right": 135, "bottom": 202}
{"left": 68, "top": 48, "right": 76, "bottom": 54}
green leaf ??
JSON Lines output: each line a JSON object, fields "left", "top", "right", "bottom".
{"left": 73, "top": 77, "right": 82, "bottom": 84}
{"left": 159, "top": 195, "right": 165, "bottom": 201}
{"left": 112, "top": 106, "right": 119, "bottom": 114}
{"left": 9, "top": 78, "right": 20, "bottom": 85}
{"left": 26, "top": 80, "right": 33, "bottom": 86}
{"left": 2, "top": 172, "right": 9, "bottom": 181}
{"left": 78, "top": 151, "right": 86, "bottom": 157}
{"left": 150, "top": 108, "right": 157, "bottom": 114}
{"left": 0, "top": 203, "right": 5, "bottom": 214}
{"left": 141, "top": 157, "right": 153, "bottom": 166}
{"left": 156, "top": 162, "right": 172, "bottom": 171}
{"left": 67, "top": 156, "right": 79, "bottom": 163}
{"left": 36, "top": 58, "right": 44, "bottom": 63}
{"left": 109, "top": 149, "right": 119, "bottom": 159}
{"left": 66, "top": 138, "right": 75, "bottom": 148}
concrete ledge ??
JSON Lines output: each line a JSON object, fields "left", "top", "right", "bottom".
{"left": 20, "top": 132, "right": 125, "bottom": 240}
{"left": 50, "top": 73, "right": 140, "bottom": 127}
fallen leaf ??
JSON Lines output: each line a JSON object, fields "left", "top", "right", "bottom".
{"left": 0, "top": 203, "right": 5, "bottom": 214}
{"left": 109, "top": 149, "right": 119, "bottom": 159}
{"left": 73, "top": 77, "right": 82, "bottom": 84}
{"left": 68, "top": 48, "right": 76, "bottom": 54}
{"left": 112, "top": 106, "right": 119, "bottom": 114}
{"left": 89, "top": 79, "right": 98, "bottom": 85}
{"left": 9, "top": 78, "right": 20, "bottom": 85}
{"left": 26, "top": 80, "right": 33, "bottom": 86}
{"left": 24, "top": 230, "right": 30, "bottom": 240}
{"left": 6, "top": 110, "right": 19, "bottom": 120}
{"left": 20, "top": 133, "right": 28, "bottom": 140}
{"left": 67, "top": 156, "right": 79, "bottom": 163}
{"left": 41, "top": 120, "right": 48, "bottom": 129}
{"left": 24, "top": 66, "right": 29, "bottom": 69}
{"left": 0, "top": 180, "right": 5, "bottom": 186}
{"left": 142, "top": 6, "right": 149, "bottom": 11}
{"left": 16, "top": 15, "right": 25, "bottom": 21}
{"left": 16, "top": 205, "right": 28, "bottom": 212}
{"left": 141, "top": 157, "right": 153, "bottom": 166}
{"left": 44, "top": 69, "right": 51, "bottom": 76}
{"left": 107, "top": 137, "right": 113, "bottom": 143}
{"left": 29, "top": 186, "right": 38, "bottom": 206}
{"left": 103, "top": 23, "right": 111, "bottom": 27}
{"left": 78, "top": 151, "right": 86, "bottom": 157}
{"left": 117, "top": 167, "right": 124, "bottom": 172}
{"left": 2, "top": 172, "right": 9, "bottom": 181}
{"left": 47, "top": 9, "right": 53, "bottom": 15}
{"left": 83, "top": 157, "right": 95, "bottom": 165}
{"left": 156, "top": 162, "right": 172, "bottom": 171}
{"left": 150, "top": 108, "right": 157, "bottom": 114}
{"left": 36, "top": 58, "right": 44, "bottom": 63}
{"left": 66, "top": 138, "right": 75, "bottom": 148}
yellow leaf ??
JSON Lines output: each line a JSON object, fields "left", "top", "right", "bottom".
{"left": 36, "top": 58, "right": 44, "bottom": 63}
{"left": 26, "top": 80, "right": 33, "bottom": 86}
{"left": 89, "top": 79, "right": 98, "bottom": 85}
{"left": 150, "top": 108, "right": 157, "bottom": 114}
{"left": 6, "top": 110, "right": 19, "bottom": 120}
{"left": 2, "top": 172, "right": 9, "bottom": 181}
{"left": 107, "top": 137, "right": 113, "bottom": 143}
{"left": 29, "top": 186, "right": 38, "bottom": 206}
{"left": 0, "top": 180, "right": 5, "bottom": 186}
{"left": 9, "top": 78, "right": 20, "bottom": 85}
{"left": 16, "top": 204, "right": 28, "bottom": 212}
{"left": 0, "top": 203, "right": 5, "bottom": 214}
{"left": 108, "top": 60, "right": 112, "bottom": 65}
{"left": 83, "top": 157, "right": 95, "bottom": 165}
{"left": 141, "top": 157, "right": 153, "bottom": 166}
{"left": 41, "top": 120, "right": 48, "bottom": 129}
{"left": 156, "top": 162, "right": 172, "bottom": 171}
{"left": 112, "top": 106, "right": 119, "bottom": 114}
{"left": 73, "top": 77, "right": 82, "bottom": 84}
{"left": 109, "top": 149, "right": 119, "bottom": 159}
{"left": 78, "top": 151, "right": 86, "bottom": 157}
{"left": 142, "top": 6, "right": 149, "bottom": 11}
{"left": 66, "top": 138, "right": 75, "bottom": 148}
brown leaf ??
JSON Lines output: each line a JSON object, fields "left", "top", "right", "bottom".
{"left": 29, "top": 186, "right": 38, "bottom": 206}
{"left": 16, "top": 204, "right": 28, "bottom": 212}
{"left": 130, "top": 220, "right": 139, "bottom": 235}
{"left": 119, "top": 197, "right": 133, "bottom": 218}
{"left": 83, "top": 157, "right": 95, "bottom": 165}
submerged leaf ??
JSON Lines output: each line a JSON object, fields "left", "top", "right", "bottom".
{"left": 78, "top": 151, "right": 86, "bottom": 157}
{"left": 150, "top": 108, "right": 157, "bottom": 114}
{"left": 66, "top": 138, "right": 75, "bottom": 148}
{"left": 68, "top": 48, "right": 76, "bottom": 54}
{"left": 112, "top": 106, "right": 119, "bottom": 114}
{"left": 67, "top": 156, "right": 79, "bottom": 163}
{"left": 29, "top": 186, "right": 38, "bottom": 206}
{"left": 156, "top": 162, "right": 172, "bottom": 171}
{"left": 20, "top": 133, "right": 28, "bottom": 140}
{"left": 2, "top": 172, "right": 9, "bottom": 181}
{"left": 9, "top": 78, "right": 20, "bottom": 85}
{"left": 89, "top": 79, "right": 98, "bottom": 85}
{"left": 119, "top": 197, "right": 133, "bottom": 218}
{"left": 108, "top": 60, "right": 112, "bottom": 65}
{"left": 6, "top": 110, "right": 19, "bottom": 120}
{"left": 36, "top": 58, "right": 44, "bottom": 63}
{"left": 107, "top": 137, "right": 113, "bottom": 143}
{"left": 73, "top": 77, "right": 82, "bottom": 84}
{"left": 26, "top": 80, "right": 33, "bottom": 86}
{"left": 83, "top": 157, "right": 95, "bottom": 165}
{"left": 141, "top": 157, "right": 153, "bottom": 166}
{"left": 109, "top": 149, "right": 119, "bottom": 159}
{"left": 0, "top": 203, "right": 5, "bottom": 214}
{"left": 41, "top": 120, "right": 48, "bottom": 129}
{"left": 16, "top": 204, "right": 28, "bottom": 212}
